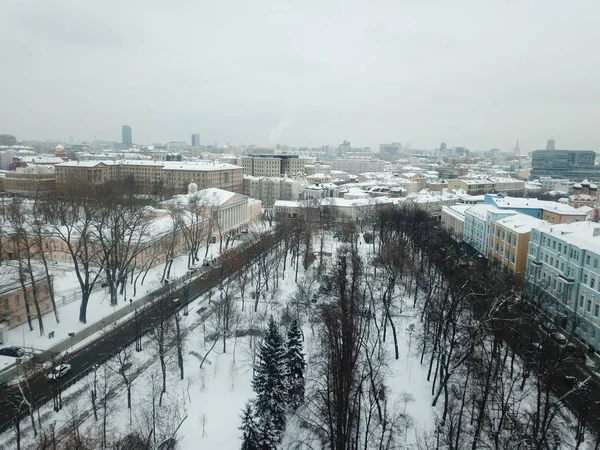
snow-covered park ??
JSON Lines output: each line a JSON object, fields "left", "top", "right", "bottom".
{"left": 1, "top": 224, "right": 597, "bottom": 449}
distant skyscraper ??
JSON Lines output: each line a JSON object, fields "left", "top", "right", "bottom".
{"left": 122, "top": 125, "right": 132, "bottom": 147}
{"left": 191, "top": 133, "right": 201, "bottom": 147}
{"left": 513, "top": 139, "right": 520, "bottom": 154}
{"left": 546, "top": 139, "right": 555, "bottom": 151}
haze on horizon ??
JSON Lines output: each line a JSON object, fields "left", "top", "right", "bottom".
{"left": 1, "top": 0, "right": 599, "bottom": 152}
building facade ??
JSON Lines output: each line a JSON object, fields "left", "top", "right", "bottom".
{"left": 531, "top": 149, "right": 599, "bottom": 180}
{"left": 55, "top": 160, "right": 244, "bottom": 195}
{"left": 0, "top": 265, "right": 54, "bottom": 328}
{"left": 527, "top": 221, "right": 600, "bottom": 348}
{"left": 463, "top": 205, "right": 516, "bottom": 256}
{"left": 0, "top": 167, "right": 56, "bottom": 196}
{"left": 240, "top": 155, "right": 306, "bottom": 177}
{"left": 489, "top": 214, "right": 544, "bottom": 282}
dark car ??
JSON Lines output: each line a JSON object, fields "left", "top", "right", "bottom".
{"left": 563, "top": 343, "right": 586, "bottom": 363}
{"left": 0, "top": 347, "right": 25, "bottom": 357}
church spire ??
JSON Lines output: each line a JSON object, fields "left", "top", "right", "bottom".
{"left": 513, "top": 138, "right": 520, "bottom": 154}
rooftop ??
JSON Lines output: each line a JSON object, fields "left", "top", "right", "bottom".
{"left": 493, "top": 213, "right": 545, "bottom": 234}
{"left": 535, "top": 220, "right": 600, "bottom": 255}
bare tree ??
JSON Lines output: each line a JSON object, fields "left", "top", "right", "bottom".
{"left": 45, "top": 191, "right": 106, "bottom": 323}
{"left": 94, "top": 181, "right": 156, "bottom": 306}
{"left": 148, "top": 297, "right": 174, "bottom": 406}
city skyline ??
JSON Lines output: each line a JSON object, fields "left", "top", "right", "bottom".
{"left": 1, "top": 1, "right": 599, "bottom": 152}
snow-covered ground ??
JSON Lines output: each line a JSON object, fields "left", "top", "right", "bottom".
{"left": 0, "top": 232, "right": 438, "bottom": 449}
{"left": 5, "top": 230, "right": 590, "bottom": 449}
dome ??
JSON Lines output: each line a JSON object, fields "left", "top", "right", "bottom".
{"left": 55, "top": 144, "right": 65, "bottom": 153}
{"left": 187, "top": 181, "right": 198, "bottom": 194}
{"left": 573, "top": 183, "right": 582, "bottom": 189}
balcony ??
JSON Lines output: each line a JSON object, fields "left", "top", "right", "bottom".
{"left": 559, "top": 273, "right": 575, "bottom": 284}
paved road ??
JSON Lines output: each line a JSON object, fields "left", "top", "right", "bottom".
{"left": 0, "top": 232, "right": 279, "bottom": 436}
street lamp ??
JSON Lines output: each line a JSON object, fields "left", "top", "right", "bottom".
{"left": 68, "top": 332, "right": 75, "bottom": 349}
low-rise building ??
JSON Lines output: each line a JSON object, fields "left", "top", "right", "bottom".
{"left": 0, "top": 265, "right": 54, "bottom": 328}
{"left": 441, "top": 204, "right": 471, "bottom": 239}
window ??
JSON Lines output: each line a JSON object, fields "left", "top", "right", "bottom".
{"left": 595, "top": 259, "right": 599, "bottom": 269}
{"left": 587, "top": 255, "right": 591, "bottom": 265}
{"left": 580, "top": 295, "right": 584, "bottom": 307}
{"left": 595, "top": 304, "right": 599, "bottom": 317}
{"left": 543, "top": 236, "right": 546, "bottom": 245}
{"left": 559, "top": 243, "right": 562, "bottom": 252}
{"left": 592, "top": 279, "right": 596, "bottom": 289}
{"left": 584, "top": 274, "right": 589, "bottom": 284}
{"left": 553, "top": 241, "right": 556, "bottom": 249}
{"left": 587, "top": 300, "right": 592, "bottom": 312}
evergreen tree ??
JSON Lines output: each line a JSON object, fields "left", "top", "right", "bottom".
{"left": 239, "top": 402, "right": 260, "bottom": 450}
{"left": 252, "top": 316, "right": 287, "bottom": 444}
{"left": 284, "top": 319, "right": 306, "bottom": 410}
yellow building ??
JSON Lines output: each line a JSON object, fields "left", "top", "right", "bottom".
{"left": 488, "top": 213, "right": 545, "bottom": 282}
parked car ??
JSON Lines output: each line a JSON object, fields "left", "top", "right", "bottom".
{"left": 47, "top": 364, "right": 71, "bottom": 381}
{"left": 0, "top": 347, "right": 25, "bottom": 357}
{"left": 551, "top": 332, "right": 567, "bottom": 345}
{"left": 563, "top": 343, "right": 586, "bottom": 362}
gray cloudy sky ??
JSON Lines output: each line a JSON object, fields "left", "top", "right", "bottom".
{"left": 1, "top": 0, "right": 599, "bottom": 152}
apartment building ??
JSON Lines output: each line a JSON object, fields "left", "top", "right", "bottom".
{"left": 240, "top": 155, "right": 306, "bottom": 177}
{"left": 0, "top": 167, "right": 56, "bottom": 196}
{"left": 328, "top": 158, "right": 385, "bottom": 175}
{"left": 0, "top": 265, "right": 54, "bottom": 328}
{"left": 55, "top": 160, "right": 243, "bottom": 195}
{"left": 243, "top": 176, "right": 301, "bottom": 206}
{"left": 463, "top": 204, "right": 517, "bottom": 256}
{"left": 489, "top": 213, "right": 545, "bottom": 281}
{"left": 527, "top": 221, "right": 600, "bottom": 348}
{"left": 447, "top": 177, "right": 525, "bottom": 195}
{"left": 441, "top": 204, "right": 472, "bottom": 239}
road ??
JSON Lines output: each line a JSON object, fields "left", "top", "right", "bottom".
{"left": 0, "top": 231, "right": 279, "bottom": 436}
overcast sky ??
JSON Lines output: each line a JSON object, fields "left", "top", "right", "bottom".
{"left": 1, "top": 0, "right": 599, "bottom": 152}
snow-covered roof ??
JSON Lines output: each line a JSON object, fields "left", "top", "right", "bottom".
{"left": 493, "top": 213, "right": 545, "bottom": 234}
{"left": 534, "top": 220, "right": 600, "bottom": 255}
{"left": 465, "top": 204, "right": 516, "bottom": 220}
{"left": 489, "top": 195, "right": 586, "bottom": 215}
